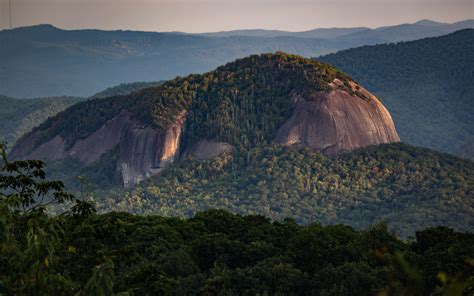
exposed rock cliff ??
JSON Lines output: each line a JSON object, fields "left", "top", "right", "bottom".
{"left": 275, "top": 79, "right": 400, "bottom": 154}
{"left": 11, "top": 111, "right": 185, "bottom": 187}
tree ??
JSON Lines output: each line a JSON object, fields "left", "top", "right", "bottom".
{"left": 0, "top": 143, "right": 97, "bottom": 295}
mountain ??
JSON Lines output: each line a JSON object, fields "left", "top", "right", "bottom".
{"left": 337, "top": 19, "right": 474, "bottom": 44}
{"left": 1, "top": 19, "right": 472, "bottom": 98}
{"left": 319, "top": 29, "right": 474, "bottom": 158}
{"left": 0, "top": 81, "right": 162, "bottom": 149}
{"left": 11, "top": 53, "right": 399, "bottom": 187}
{"left": 9, "top": 53, "right": 473, "bottom": 237}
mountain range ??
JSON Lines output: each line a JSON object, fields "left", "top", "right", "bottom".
{"left": 1, "top": 19, "right": 472, "bottom": 98}
{"left": 198, "top": 19, "right": 473, "bottom": 40}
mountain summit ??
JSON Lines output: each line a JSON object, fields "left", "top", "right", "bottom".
{"left": 11, "top": 53, "right": 399, "bottom": 186}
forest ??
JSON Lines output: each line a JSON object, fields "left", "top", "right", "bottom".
{"left": 14, "top": 52, "right": 473, "bottom": 238}
{"left": 45, "top": 142, "right": 474, "bottom": 238}
{"left": 319, "top": 29, "right": 474, "bottom": 158}
{"left": 1, "top": 143, "right": 473, "bottom": 295}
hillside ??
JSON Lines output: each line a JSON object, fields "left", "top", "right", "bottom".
{"left": 1, "top": 19, "right": 472, "bottom": 98}
{"left": 12, "top": 53, "right": 399, "bottom": 187}
{"left": 0, "top": 81, "right": 161, "bottom": 149}
{"left": 89, "top": 81, "right": 164, "bottom": 99}
{"left": 88, "top": 143, "right": 473, "bottom": 238}
{"left": 319, "top": 29, "right": 474, "bottom": 158}
{"left": 0, "top": 95, "right": 83, "bottom": 148}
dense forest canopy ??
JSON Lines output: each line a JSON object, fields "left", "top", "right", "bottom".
{"left": 1, "top": 146, "right": 473, "bottom": 295}
{"left": 319, "top": 29, "right": 474, "bottom": 158}
{"left": 45, "top": 142, "right": 474, "bottom": 238}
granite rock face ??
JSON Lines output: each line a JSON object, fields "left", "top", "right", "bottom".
{"left": 11, "top": 111, "right": 186, "bottom": 187}
{"left": 275, "top": 80, "right": 400, "bottom": 154}
{"left": 184, "top": 140, "right": 232, "bottom": 160}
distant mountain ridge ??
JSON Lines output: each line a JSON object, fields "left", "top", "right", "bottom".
{"left": 1, "top": 19, "right": 472, "bottom": 98}
{"left": 197, "top": 19, "right": 473, "bottom": 40}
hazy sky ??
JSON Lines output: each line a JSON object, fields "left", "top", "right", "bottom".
{"left": 0, "top": 0, "right": 472, "bottom": 32}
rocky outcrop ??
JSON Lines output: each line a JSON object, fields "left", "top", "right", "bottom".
{"left": 275, "top": 80, "right": 400, "bottom": 154}
{"left": 184, "top": 140, "right": 232, "bottom": 160}
{"left": 118, "top": 112, "right": 185, "bottom": 187}
{"left": 11, "top": 110, "right": 186, "bottom": 187}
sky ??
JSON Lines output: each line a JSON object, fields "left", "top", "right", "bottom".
{"left": 0, "top": 0, "right": 472, "bottom": 33}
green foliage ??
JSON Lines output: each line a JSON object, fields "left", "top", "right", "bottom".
{"left": 46, "top": 146, "right": 123, "bottom": 190}
{"left": 0, "top": 143, "right": 110, "bottom": 295}
{"left": 38, "top": 211, "right": 474, "bottom": 295}
{"left": 93, "top": 143, "right": 474, "bottom": 238}
{"left": 182, "top": 52, "right": 352, "bottom": 149}
{"left": 31, "top": 52, "right": 351, "bottom": 151}
{"left": 0, "top": 95, "right": 82, "bottom": 149}
{"left": 90, "top": 81, "right": 164, "bottom": 99}
{"left": 1, "top": 145, "right": 473, "bottom": 294}
{"left": 319, "top": 29, "right": 474, "bottom": 158}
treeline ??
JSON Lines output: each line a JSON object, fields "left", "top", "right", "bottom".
{"left": 89, "top": 81, "right": 164, "bottom": 99}
{"left": 24, "top": 211, "right": 474, "bottom": 295}
{"left": 1, "top": 145, "right": 473, "bottom": 295}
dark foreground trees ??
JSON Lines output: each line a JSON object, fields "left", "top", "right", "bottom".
{"left": 1, "top": 144, "right": 473, "bottom": 295}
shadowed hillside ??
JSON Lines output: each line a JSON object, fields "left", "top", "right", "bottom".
{"left": 319, "top": 29, "right": 474, "bottom": 158}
